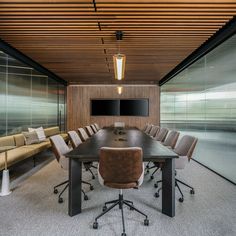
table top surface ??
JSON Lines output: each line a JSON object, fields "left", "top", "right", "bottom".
{"left": 66, "top": 128, "right": 178, "bottom": 161}
{"left": 0, "top": 146, "right": 16, "bottom": 153}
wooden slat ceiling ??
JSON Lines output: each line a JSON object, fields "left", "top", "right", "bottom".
{"left": 0, "top": 0, "right": 235, "bottom": 84}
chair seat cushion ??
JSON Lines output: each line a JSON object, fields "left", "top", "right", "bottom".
{"left": 105, "top": 182, "right": 138, "bottom": 189}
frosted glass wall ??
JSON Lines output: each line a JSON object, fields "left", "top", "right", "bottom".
{"left": 161, "top": 34, "right": 236, "bottom": 183}
{"left": 0, "top": 50, "right": 66, "bottom": 136}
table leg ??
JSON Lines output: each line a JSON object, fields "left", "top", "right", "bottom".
{"left": 68, "top": 158, "right": 82, "bottom": 216}
{"left": 162, "top": 158, "right": 175, "bottom": 217}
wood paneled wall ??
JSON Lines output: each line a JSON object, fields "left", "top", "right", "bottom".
{"left": 67, "top": 85, "right": 159, "bottom": 131}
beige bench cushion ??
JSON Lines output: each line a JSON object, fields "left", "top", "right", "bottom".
{"left": 0, "top": 136, "right": 15, "bottom": 147}
{"left": 44, "top": 127, "right": 60, "bottom": 138}
{"left": 60, "top": 133, "right": 68, "bottom": 141}
{"left": 0, "top": 146, "right": 38, "bottom": 170}
{"left": 14, "top": 134, "right": 25, "bottom": 147}
{"left": 25, "top": 141, "right": 51, "bottom": 153}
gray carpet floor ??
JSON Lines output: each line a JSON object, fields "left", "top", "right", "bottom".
{"left": 0, "top": 156, "right": 235, "bottom": 236}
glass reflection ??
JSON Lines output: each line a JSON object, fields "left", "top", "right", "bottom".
{"left": 161, "top": 35, "right": 236, "bottom": 183}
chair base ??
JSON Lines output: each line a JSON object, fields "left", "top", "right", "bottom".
{"left": 93, "top": 190, "right": 149, "bottom": 235}
{"left": 154, "top": 178, "right": 195, "bottom": 202}
{"left": 53, "top": 179, "right": 93, "bottom": 203}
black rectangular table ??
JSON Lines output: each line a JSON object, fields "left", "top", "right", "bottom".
{"left": 66, "top": 128, "right": 178, "bottom": 217}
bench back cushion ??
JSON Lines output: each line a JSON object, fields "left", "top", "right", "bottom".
{"left": 44, "top": 127, "right": 60, "bottom": 138}
{"left": 0, "top": 136, "right": 15, "bottom": 147}
{"left": 14, "top": 134, "right": 25, "bottom": 147}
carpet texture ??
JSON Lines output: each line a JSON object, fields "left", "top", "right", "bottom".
{"left": 0, "top": 157, "right": 235, "bottom": 236}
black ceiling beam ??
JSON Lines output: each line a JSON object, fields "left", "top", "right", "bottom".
{"left": 0, "top": 38, "right": 67, "bottom": 86}
{"left": 159, "top": 16, "right": 236, "bottom": 86}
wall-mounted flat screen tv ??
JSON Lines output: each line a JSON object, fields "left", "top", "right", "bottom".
{"left": 91, "top": 99, "right": 149, "bottom": 116}
{"left": 91, "top": 99, "right": 119, "bottom": 116}
{"left": 120, "top": 99, "right": 149, "bottom": 116}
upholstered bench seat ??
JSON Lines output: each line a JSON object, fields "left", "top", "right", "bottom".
{"left": 0, "top": 126, "right": 68, "bottom": 171}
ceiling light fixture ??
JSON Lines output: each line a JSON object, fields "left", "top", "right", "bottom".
{"left": 113, "top": 31, "right": 126, "bottom": 81}
{"left": 117, "top": 86, "right": 123, "bottom": 95}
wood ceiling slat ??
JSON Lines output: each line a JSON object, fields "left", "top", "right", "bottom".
{"left": 0, "top": 0, "right": 235, "bottom": 84}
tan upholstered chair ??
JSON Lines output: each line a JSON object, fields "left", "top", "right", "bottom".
{"left": 68, "top": 130, "right": 96, "bottom": 180}
{"left": 93, "top": 147, "right": 149, "bottom": 235}
{"left": 154, "top": 135, "right": 198, "bottom": 202}
{"left": 90, "top": 124, "right": 97, "bottom": 133}
{"left": 78, "top": 128, "right": 89, "bottom": 141}
{"left": 146, "top": 127, "right": 168, "bottom": 179}
{"left": 142, "top": 123, "right": 149, "bottom": 132}
{"left": 163, "top": 130, "right": 180, "bottom": 149}
{"left": 154, "top": 127, "right": 169, "bottom": 141}
{"left": 145, "top": 124, "right": 153, "bottom": 134}
{"left": 149, "top": 125, "right": 160, "bottom": 138}
{"left": 50, "top": 135, "right": 90, "bottom": 202}
{"left": 94, "top": 123, "right": 100, "bottom": 131}
{"left": 85, "top": 125, "right": 94, "bottom": 137}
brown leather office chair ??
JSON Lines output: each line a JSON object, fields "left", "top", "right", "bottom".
{"left": 50, "top": 135, "right": 90, "bottom": 202}
{"left": 154, "top": 135, "right": 198, "bottom": 202}
{"left": 93, "top": 147, "right": 149, "bottom": 236}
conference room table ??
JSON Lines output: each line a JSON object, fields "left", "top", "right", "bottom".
{"left": 66, "top": 127, "right": 178, "bottom": 218}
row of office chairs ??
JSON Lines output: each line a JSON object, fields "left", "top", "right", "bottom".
{"left": 49, "top": 123, "right": 100, "bottom": 203}
{"left": 143, "top": 123, "right": 198, "bottom": 203}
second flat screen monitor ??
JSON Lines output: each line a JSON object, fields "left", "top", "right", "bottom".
{"left": 120, "top": 99, "right": 149, "bottom": 116}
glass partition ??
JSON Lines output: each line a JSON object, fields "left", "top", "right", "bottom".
{"left": 160, "top": 34, "right": 236, "bottom": 183}
{"left": 0, "top": 50, "right": 66, "bottom": 136}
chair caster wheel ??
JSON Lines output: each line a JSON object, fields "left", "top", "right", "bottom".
{"left": 93, "top": 222, "right": 98, "bottom": 229}
{"left": 144, "top": 218, "right": 149, "bottom": 226}
{"left": 90, "top": 186, "right": 94, "bottom": 191}
{"left": 102, "top": 206, "right": 107, "bottom": 212}
{"left": 121, "top": 233, "right": 126, "bottom": 236}
{"left": 92, "top": 176, "right": 95, "bottom": 179}
{"left": 146, "top": 170, "right": 149, "bottom": 173}
{"left": 54, "top": 189, "right": 58, "bottom": 194}
{"left": 150, "top": 175, "right": 154, "bottom": 180}
{"left": 179, "top": 198, "right": 184, "bottom": 203}
{"left": 154, "top": 183, "right": 158, "bottom": 188}
{"left": 190, "top": 189, "right": 195, "bottom": 194}
{"left": 84, "top": 195, "right": 89, "bottom": 201}
{"left": 154, "top": 192, "right": 159, "bottom": 198}
{"left": 58, "top": 197, "right": 63, "bottom": 203}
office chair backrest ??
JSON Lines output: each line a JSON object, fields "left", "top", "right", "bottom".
{"left": 78, "top": 128, "right": 89, "bottom": 141}
{"left": 94, "top": 123, "right": 100, "bottom": 131}
{"left": 114, "top": 122, "right": 125, "bottom": 128}
{"left": 85, "top": 125, "right": 94, "bottom": 137}
{"left": 155, "top": 127, "right": 169, "bottom": 142}
{"left": 99, "top": 147, "right": 143, "bottom": 189}
{"left": 68, "top": 131, "right": 82, "bottom": 149}
{"left": 163, "top": 130, "right": 180, "bottom": 149}
{"left": 174, "top": 135, "right": 198, "bottom": 160}
{"left": 50, "top": 135, "right": 71, "bottom": 170}
{"left": 90, "top": 124, "right": 97, "bottom": 133}
{"left": 143, "top": 124, "right": 149, "bottom": 132}
{"left": 145, "top": 124, "right": 153, "bottom": 134}
{"left": 149, "top": 125, "right": 159, "bottom": 137}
